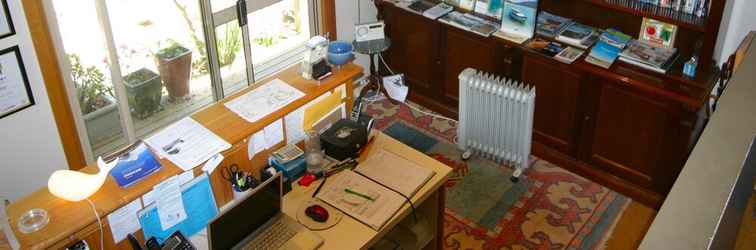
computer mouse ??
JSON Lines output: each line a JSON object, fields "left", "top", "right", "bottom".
{"left": 305, "top": 205, "right": 329, "bottom": 222}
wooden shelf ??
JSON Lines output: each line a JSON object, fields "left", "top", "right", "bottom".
{"left": 579, "top": 0, "right": 707, "bottom": 32}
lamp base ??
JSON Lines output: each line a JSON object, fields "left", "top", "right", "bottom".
{"left": 18, "top": 208, "right": 49, "bottom": 234}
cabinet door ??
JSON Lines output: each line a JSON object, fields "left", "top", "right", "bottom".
{"left": 522, "top": 54, "right": 582, "bottom": 156}
{"left": 580, "top": 78, "right": 690, "bottom": 192}
{"left": 441, "top": 27, "right": 509, "bottom": 110}
{"left": 383, "top": 6, "right": 441, "bottom": 97}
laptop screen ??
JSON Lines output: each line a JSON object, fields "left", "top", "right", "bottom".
{"left": 209, "top": 174, "right": 281, "bottom": 250}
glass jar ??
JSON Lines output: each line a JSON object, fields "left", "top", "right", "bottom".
{"left": 304, "top": 130, "right": 325, "bottom": 175}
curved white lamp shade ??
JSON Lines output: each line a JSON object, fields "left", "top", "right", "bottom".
{"left": 47, "top": 157, "right": 119, "bottom": 202}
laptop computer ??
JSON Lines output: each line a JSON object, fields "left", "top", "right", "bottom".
{"left": 207, "top": 173, "right": 323, "bottom": 250}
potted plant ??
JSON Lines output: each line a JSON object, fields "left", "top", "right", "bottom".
{"left": 119, "top": 46, "right": 163, "bottom": 119}
{"left": 69, "top": 54, "right": 120, "bottom": 145}
{"left": 155, "top": 41, "right": 192, "bottom": 101}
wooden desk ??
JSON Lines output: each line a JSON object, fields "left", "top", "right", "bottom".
{"left": 282, "top": 132, "right": 452, "bottom": 250}
{"left": 6, "top": 63, "right": 362, "bottom": 249}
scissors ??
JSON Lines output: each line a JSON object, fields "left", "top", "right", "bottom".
{"left": 221, "top": 164, "right": 242, "bottom": 185}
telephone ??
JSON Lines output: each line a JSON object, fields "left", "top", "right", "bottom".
{"left": 127, "top": 231, "right": 195, "bottom": 250}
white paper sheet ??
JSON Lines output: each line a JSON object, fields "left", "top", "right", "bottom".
{"left": 264, "top": 119, "right": 284, "bottom": 149}
{"left": 383, "top": 75, "right": 408, "bottom": 102}
{"left": 284, "top": 106, "right": 306, "bottom": 144}
{"left": 253, "top": 131, "right": 267, "bottom": 153}
{"left": 154, "top": 176, "right": 187, "bottom": 230}
{"left": 202, "top": 153, "right": 224, "bottom": 174}
{"left": 224, "top": 79, "right": 305, "bottom": 123}
{"left": 107, "top": 198, "right": 143, "bottom": 243}
{"left": 144, "top": 117, "right": 230, "bottom": 171}
{"left": 178, "top": 171, "right": 194, "bottom": 185}
{"left": 142, "top": 189, "right": 157, "bottom": 206}
{"left": 0, "top": 52, "right": 33, "bottom": 115}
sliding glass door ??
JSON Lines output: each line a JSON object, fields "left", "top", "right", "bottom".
{"left": 48, "top": 0, "right": 319, "bottom": 161}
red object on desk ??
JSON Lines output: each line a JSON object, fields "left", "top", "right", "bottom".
{"left": 298, "top": 173, "right": 317, "bottom": 187}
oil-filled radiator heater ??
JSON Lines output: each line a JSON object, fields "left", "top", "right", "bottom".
{"left": 457, "top": 68, "right": 536, "bottom": 182}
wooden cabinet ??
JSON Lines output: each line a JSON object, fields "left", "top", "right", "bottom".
{"left": 579, "top": 76, "right": 693, "bottom": 194}
{"left": 523, "top": 54, "right": 583, "bottom": 156}
{"left": 383, "top": 5, "right": 442, "bottom": 101}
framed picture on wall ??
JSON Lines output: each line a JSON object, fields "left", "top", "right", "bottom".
{"left": 0, "top": 0, "right": 14, "bottom": 39}
{"left": 0, "top": 46, "right": 34, "bottom": 119}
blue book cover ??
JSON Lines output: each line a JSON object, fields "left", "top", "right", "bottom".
{"left": 110, "top": 143, "right": 162, "bottom": 188}
{"left": 586, "top": 29, "right": 632, "bottom": 68}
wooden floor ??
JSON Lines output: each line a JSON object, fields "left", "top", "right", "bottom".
{"left": 605, "top": 201, "right": 657, "bottom": 249}
{"left": 736, "top": 192, "right": 756, "bottom": 250}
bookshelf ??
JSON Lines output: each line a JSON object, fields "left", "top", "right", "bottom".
{"left": 539, "top": 0, "right": 727, "bottom": 79}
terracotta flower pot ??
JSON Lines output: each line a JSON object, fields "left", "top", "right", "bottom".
{"left": 156, "top": 46, "right": 192, "bottom": 101}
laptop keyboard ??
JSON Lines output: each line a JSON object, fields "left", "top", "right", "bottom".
{"left": 242, "top": 219, "right": 298, "bottom": 250}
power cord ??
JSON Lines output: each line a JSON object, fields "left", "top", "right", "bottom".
{"left": 86, "top": 198, "right": 104, "bottom": 250}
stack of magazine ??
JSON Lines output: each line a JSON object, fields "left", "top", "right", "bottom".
{"left": 526, "top": 38, "right": 585, "bottom": 64}
{"left": 438, "top": 11, "right": 500, "bottom": 37}
{"left": 585, "top": 29, "right": 633, "bottom": 69}
{"left": 536, "top": 11, "right": 573, "bottom": 38}
{"left": 556, "top": 23, "right": 600, "bottom": 49}
{"left": 619, "top": 40, "right": 679, "bottom": 73}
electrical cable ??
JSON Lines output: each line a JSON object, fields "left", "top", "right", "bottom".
{"left": 378, "top": 54, "right": 395, "bottom": 75}
{"left": 86, "top": 198, "right": 104, "bottom": 250}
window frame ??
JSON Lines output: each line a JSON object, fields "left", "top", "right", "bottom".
{"left": 44, "top": 0, "right": 322, "bottom": 163}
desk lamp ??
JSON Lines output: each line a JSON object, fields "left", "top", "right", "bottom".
{"left": 17, "top": 157, "right": 117, "bottom": 250}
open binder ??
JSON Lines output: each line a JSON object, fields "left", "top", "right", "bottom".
{"left": 316, "top": 149, "right": 435, "bottom": 230}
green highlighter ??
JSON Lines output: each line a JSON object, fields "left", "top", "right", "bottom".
{"left": 344, "top": 188, "right": 375, "bottom": 202}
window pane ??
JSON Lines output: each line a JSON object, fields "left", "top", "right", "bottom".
{"left": 248, "top": 0, "right": 311, "bottom": 79}
{"left": 106, "top": 0, "right": 213, "bottom": 139}
{"left": 52, "top": 0, "right": 129, "bottom": 156}
{"left": 215, "top": 21, "right": 248, "bottom": 96}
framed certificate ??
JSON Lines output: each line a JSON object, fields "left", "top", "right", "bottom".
{"left": 0, "top": 0, "right": 14, "bottom": 39}
{"left": 0, "top": 46, "right": 33, "bottom": 119}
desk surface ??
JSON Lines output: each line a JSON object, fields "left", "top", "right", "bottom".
{"left": 6, "top": 63, "right": 362, "bottom": 249}
{"left": 282, "top": 132, "right": 452, "bottom": 250}
{"left": 639, "top": 37, "right": 756, "bottom": 249}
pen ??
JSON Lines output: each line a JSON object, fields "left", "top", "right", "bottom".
{"left": 344, "top": 188, "right": 375, "bottom": 201}
{"left": 312, "top": 177, "right": 326, "bottom": 198}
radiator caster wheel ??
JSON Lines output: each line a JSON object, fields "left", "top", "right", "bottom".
{"left": 461, "top": 150, "right": 472, "bottom": 161}
{"left": 511, "top": 168, "right": 523, "bottom": 183}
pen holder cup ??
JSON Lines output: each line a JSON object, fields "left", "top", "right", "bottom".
{"left": 232, "top": 186, "right": 252, "bottom": 200}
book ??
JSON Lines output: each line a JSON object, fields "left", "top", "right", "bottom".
{"left": 536, "top": 11, "right": 573, "bottom": 38}
{"left": 640, "top": 18, "right": 678, "bottom": 48}
{"left": 423, "top": 2, "right": 454, "bottom": 20}
{"left": 556, "top": 23, "right": 599, "bottom": 49}
{"left": 439, "top": 11, "right": 500, "bottom": 37}
{"left": 110, "top": 143, "right": 162, "bottom": 188}
{"left": 585, "top": 29, "right": 632, "bottom": 69}
{"left": 619, "top": 39, "right": 679, "bottom": 73}
{"left": 498, "top": 0, "right": 539, "bottom": 43}
{"left": 555, "top": 46, "right": 585, "bottom": 64}
{"left": 315, "top": 149, "right": 436, "bottom": 230}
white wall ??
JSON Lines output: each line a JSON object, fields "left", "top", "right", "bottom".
{"left": 0, "top": 0, "right": 67, "bottom": 201}
{"left": 335, "top": 0, "right": 378, "bottom": 76}
{"left": 714, "top": 0, "right": 756, "bottom": 64}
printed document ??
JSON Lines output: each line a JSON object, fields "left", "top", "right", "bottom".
{"left": 284, "top": 106, "right": 306, "bottom": 144}
{"left": 154, "top": 175, "right": 187, "bottom": 230}
{"left": 145, "top": 117, "right": 230, "bottom": 171}
{"left": 224, "top": 79, "right": 305, "bottom": 123}
{"left": 355, "top": 149, "right": 435, "bottom": 197}
{"left": 107, "top": 198, "right": 143, "bottom": 243}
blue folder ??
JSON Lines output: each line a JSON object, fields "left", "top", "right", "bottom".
{"left": 137, "top": 173, "right": 218, "bottom": 244}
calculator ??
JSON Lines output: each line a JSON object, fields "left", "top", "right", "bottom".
{"left": 273, "top": 144, "right": 304, "bottom": 164}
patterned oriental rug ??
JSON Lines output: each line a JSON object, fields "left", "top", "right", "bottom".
{"left": 365, "top": 99, "right": 630, "bottom": 250}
